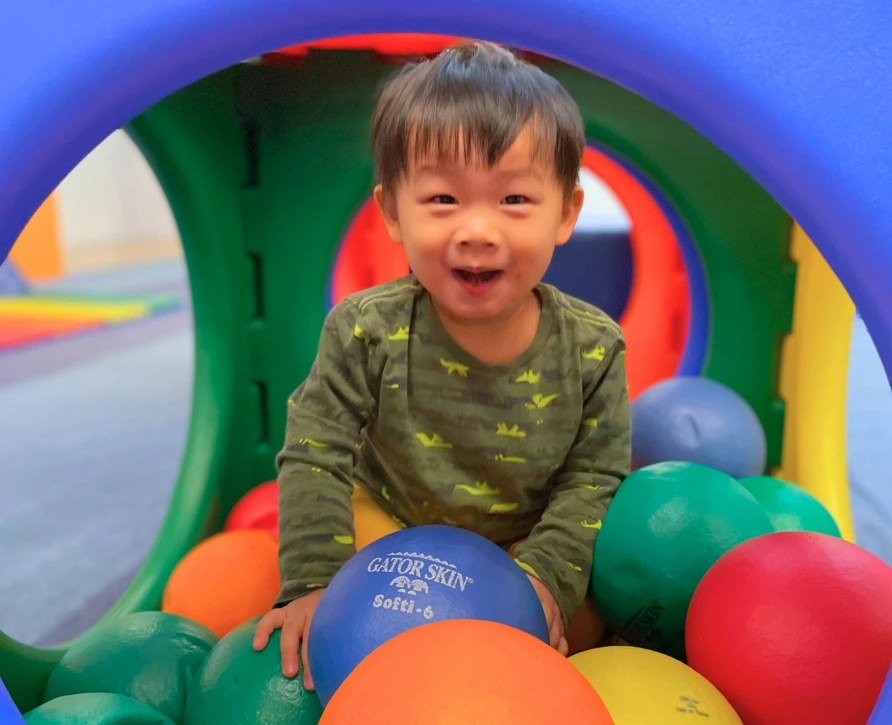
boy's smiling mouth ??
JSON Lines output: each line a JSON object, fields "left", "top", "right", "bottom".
{"left": 453, "top": 268, "right": 504, "bottom": 284}
{"left": 451, "top": 267, "right": 505, "bottom": 298}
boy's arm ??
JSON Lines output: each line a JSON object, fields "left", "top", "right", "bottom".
{"left": 512, "top": 338, "right": 631, "bottom": 625}
{"left": 274, "top": 300, "right": 381, "bottom": 607}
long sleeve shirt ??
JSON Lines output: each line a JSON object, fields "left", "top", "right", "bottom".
{"left": 275, "top": 275, "right": 631, "bottom": 623}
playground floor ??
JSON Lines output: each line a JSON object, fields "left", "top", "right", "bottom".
{"left": 0, "top": 257, "right": 890, "bottom": 648}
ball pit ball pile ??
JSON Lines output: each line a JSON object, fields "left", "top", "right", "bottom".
{"left": 17, "top": 373, "right": 892, "bottom": 723}
{"left": 21, "top": 502, "right": 892, "bottom": 723}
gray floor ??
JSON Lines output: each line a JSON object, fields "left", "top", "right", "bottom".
{"left": 0, "top": 258, "right": 889, "bottom": 647}
{"left": 0, "top": 261, "right": 193, "bottom": 646}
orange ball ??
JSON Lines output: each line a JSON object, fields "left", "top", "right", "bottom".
{"left": 319, "top": 619, "right": 615, "bottom": 724}
{"left": 162, "top": 530, "right": 280, "bottom": 638}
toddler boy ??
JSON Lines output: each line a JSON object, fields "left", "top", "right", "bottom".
{"left": 253, "top": 39, "right": 631, "bottom": 688}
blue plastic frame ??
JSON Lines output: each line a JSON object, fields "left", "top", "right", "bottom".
{"left": 2, "top": 1, "right": 888, "bottom": 384}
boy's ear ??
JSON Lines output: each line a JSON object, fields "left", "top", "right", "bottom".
{"left": 374, "top": 184, "right": 403, "bottom": 245}
{"left": 555, "top": 184, "right": 585, "bottom": 246}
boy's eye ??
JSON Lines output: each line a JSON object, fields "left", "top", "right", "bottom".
{"left": 504, "top": 195, "right": 529, "bottom": 204}
{"left": 429, "top": 194, "right": 457, "bottom": 204}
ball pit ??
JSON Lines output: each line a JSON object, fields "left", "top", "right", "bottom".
{"left": 24, "top": 693, "right": 175, "bottom": 725}
{"left": 42, "top": 612, "right": 217, "bottom": 724}
{"left": 686, "top": 531, "right": 892, "bottom": 725}
{"left": 630, "top": 377, "right": 767, "bottom": 477}
{"left": 569, "top": 646, "right": 742, "bottom": 723}
{"left": 307, "top": 525, "right": 550, "bottom": 705}
{"left": 185, "top": 618, "right": 322, "bottom": 725}
{"left": 319, "top": 619, "right": 614, "bottom": 724}
{"left": 161, "top": 529, "right": 280, "bottom": 638}
{"left": 591, "top": 460, "right": 774, "bottom": 659}
{"left": 9, "top": 464, "right": 892, "bottom": 723}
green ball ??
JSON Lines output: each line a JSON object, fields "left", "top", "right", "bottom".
{"left": 738, "top": 475, "right": 843, "bottom": 537}
{"left": 592, "top": 460, "right": 774, "bottom": 660}
{"left": 184, "top": 617, "right": 322, "bottom": 725}
{"left": 25, "top": 693, "right": 173, "bottom": 724}
{"left": 44, "top": 612, "right": 217, "bottom": 725}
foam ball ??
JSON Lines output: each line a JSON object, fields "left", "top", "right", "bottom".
{"left": 320, "top": 619, "right": 614, "bottom": 724}
{"left": 631, "top": 377, "right": 767, "bottom": 477}
{"left": 25, "top": 694, "right": 173, "bottom": 725}
{"left": 162, "top": 530, "right": 280, "bottom": 638}
{"left": 184, "top": 617, "right": 321, "bottom": 725}
{"left": 686, "top": 531, "right": 892, "bottom": 725}
{"left": 352, "top": 485, "right": 401, "bottom": 551}
{"left": 307, "top": 525, "right": 549, "bottom": 705}
{"left": 224, "top": 481, "right": 279, "bottom": 540}
{"left": 738, "top": 475, "right": 842, "bottom": 536}
{"left": 592, "top": 461, "right": 774, "bottom": 659}
{"left": 43, "top": 612, "right": 217, "bottom": 724}
{"left": 569, "top": 646, "right": 742, "bottom": 723}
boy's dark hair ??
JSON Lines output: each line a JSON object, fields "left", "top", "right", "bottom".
{"left": 372, "top": 40, "right": 586, "bottom": 200}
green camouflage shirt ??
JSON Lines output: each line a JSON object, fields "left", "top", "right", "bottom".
{"left": 275, "top": 275, "right": 631, "bottom": 623}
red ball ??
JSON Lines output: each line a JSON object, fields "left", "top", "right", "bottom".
{"left": 224, "top": 481, "right": 279, "bottom": 540}
{"left": 686, "top": 531, "right": 892, "bottom": 725}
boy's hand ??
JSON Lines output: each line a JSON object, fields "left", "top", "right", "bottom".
{"left": 527, "top": 574, "right": 569, "bottom": 656}
{"left": 253, "top": 588, "right": 326, "bottom": 689}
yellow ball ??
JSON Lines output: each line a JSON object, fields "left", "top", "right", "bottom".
{"left": 569, "top": 646, "right": 742, "bottom": 724}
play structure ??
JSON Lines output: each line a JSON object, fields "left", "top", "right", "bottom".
{"left": 1, "top": 0, "right": 891, "bottom": 722}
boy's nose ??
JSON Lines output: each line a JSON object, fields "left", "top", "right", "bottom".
{"left": 453, "top": 215, "right": 502, "bottom": 249}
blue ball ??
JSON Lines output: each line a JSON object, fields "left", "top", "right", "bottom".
{"left": 631, "top": 376, "right": 767, "bottom": 477}
{"left": 306, "top": 524, "right": 549, "bottom": 705}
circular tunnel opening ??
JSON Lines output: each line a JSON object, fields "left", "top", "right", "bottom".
{"left": 4, "top": 33, "right": 879, "bottom": 698}
{"left": 5, "top": 39, "right": 787, "bottom": 653}
{"left": 0, "top": 130, "right": 193, "bottom": 648}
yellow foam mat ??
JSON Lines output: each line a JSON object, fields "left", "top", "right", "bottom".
{"left": 0, "top": 298, "right": 151, "bottom": 323}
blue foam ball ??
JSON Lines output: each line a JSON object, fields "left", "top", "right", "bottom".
{"left": 306, "top": 524, "right": 549, "bottom": 705}
{"left": 631, "top": 376, "right": 767, "bottom": 477}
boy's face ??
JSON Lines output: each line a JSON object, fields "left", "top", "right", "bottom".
{"left": 375, "top": 126, "right": 584, "bottom": 326}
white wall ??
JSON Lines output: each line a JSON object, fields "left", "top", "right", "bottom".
{"left": 576, "top": 167, "right": 631, "bottom": 233}
{"left": 55, "top": 130, "right": 179, "bottom": 250}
